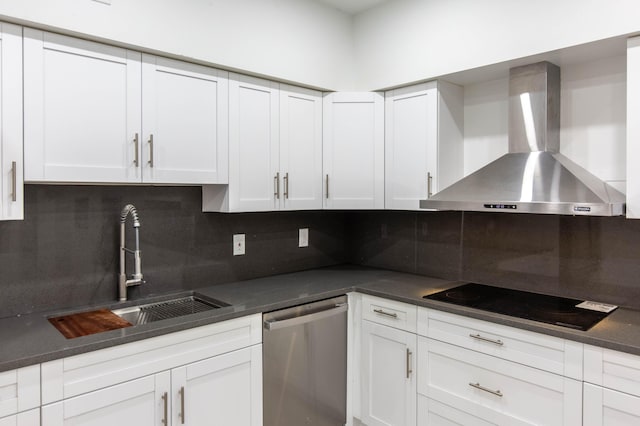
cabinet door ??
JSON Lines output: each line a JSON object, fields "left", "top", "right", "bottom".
{"left": 171, "top": 345, "right": 262, "bottom": 426}
{"left": 385, "top": 83, "right": 437, "bottom": 210}
{"left": 361, "top": 320, "right": 416, "bottom": 426}
{"left": 0, "top": 23, "right": 23, "bottom": 220}
{"left": 584, "top": 383, "right": 640, "bottom": 426}
{"left": 323, "top": 92, "right": 384, "bottom": 210}
{"left": 142, "top": 55, "right": 228, "bottom": 184}
{"left": 41, "top": 373, "right": 170, "bottom": 426}
{"left": 228, "top": 74, "right": 279, "bottom": 211}
{"left": 23, "top": 29, "right": 142, "bottom": 183}
{"left": 279, "top": 85, "right": 322, "bottom": 210}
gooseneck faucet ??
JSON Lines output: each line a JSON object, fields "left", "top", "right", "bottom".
{"left": 119, "top": 204, "right": 144, "bottom": 301}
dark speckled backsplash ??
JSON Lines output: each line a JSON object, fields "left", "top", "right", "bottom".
{"left": 4, "top": 186, "right": 640, "bottom": 318}
{"left": 0, "top": 185, "right": 348, "bottom": 318}
{"left": 349, "top": 210, "right": 640, "bottom": 310}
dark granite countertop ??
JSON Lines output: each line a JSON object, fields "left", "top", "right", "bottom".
{"left": 2, "top": 265, "right": 640, "bottom": 373}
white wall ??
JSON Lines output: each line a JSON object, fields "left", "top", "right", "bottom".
{"left": 0, "top": 0, "right": 354, "bottom": 90}
{"left": 353, "top": 0, "right": 640, "bottom": 91}
{"left": 463, "top": 56, "right": 626, "bottom": 191}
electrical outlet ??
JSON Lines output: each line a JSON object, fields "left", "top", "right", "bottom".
{"left": 233, "top": 234, "right": 245, "bottom": 256}
{"left": 299, "top": 228, "right": 309, "bottom": 248}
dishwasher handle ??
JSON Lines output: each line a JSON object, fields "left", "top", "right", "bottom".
{"left": 264, "top": 303, "right": 347, "bottom": 331}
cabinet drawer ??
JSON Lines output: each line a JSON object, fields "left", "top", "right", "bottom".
{"left": 42, "top": 313, "right": 261, "bottom": 404}
{"left": 362, "top": 295, "right": 417, "bottom": 333}
{"left": 584, "top": 345, "right": 640, "bottom": 397}
{"left": 418, "top": 337, "right": 582, "bottom": 426}
{"left": 0, "top": 366, "right": 39, "bottom": 418}
{"left": 418, "top": 394, "right": 493, "bottom": 426}
{"left": 418, "top": 307, "right": 583, "bottom": 379}
{"left": 584, "top": 382, "right": 640, "bottom": 426}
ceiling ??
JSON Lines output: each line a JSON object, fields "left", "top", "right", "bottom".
{"left": 314, "top": 0, "right": 390, "bottom": 15}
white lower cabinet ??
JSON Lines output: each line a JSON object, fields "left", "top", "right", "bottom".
{"left": 583, "top": 344, "right": 640, "bottom": 425}
{"left": 361, "top": 320, "right": 416, "bottom": 426}
{"left": 0, "top": 366, "right": 40, "bottom": 426}
{"left": 42, "top": 373, "right": 169, "bottom": 426}
{"left": 584, "top": 383, "right": 640, "bottom": 426}
{"left": 41, "top": 345, "right": 262, "bottom": 426}
{"left": 171, "top": 345, "right": 262, "bottom": 426}
{"left": 417, "top": 337, "right": 582, "bottom": 425}
{"left": 40, "top": 314, "right": 262, "bottom": 425}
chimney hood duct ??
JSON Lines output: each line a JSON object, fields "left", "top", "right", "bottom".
{"left": 420, "top": 61, "right": 625, "bottom": 216}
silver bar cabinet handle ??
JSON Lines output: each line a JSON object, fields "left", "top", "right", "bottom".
{"left": 284, "top": 172, "right": 289, "bottom": 199}
{"left": 133, "top": 133, "right": 139, "bottom": 167}
{"left": 406, "top": 348, "right": 412, "bottom": 378}
{"left": 469, "top": 333, "right": 504, "bottom": 346}
{"left": 10, "top": 161, "right": 17, "bottom": 202}
{"left": 427, "top": 171, "right": 433, "bottom": 198}
{"left": 161, "top": 392, "right": 168, "bottom": 425}
{"left": 469, "top": 382, "right": 503, "bottom": 397}
{"left": 179, "top": 386, "right": 185, "bottom": 424}
{"left": 148, "top": 134, "right": 154, "bottom": 167}
{"left": 373, "top": 308, "right": 398, "bottom": 319}
{"left": 325, "top": 174, "right": 329, "bottom": 199}
{"left": 274, "top": 172, "right": 280, "bottom": 199}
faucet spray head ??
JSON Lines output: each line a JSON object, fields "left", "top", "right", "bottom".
{"left": 121, "top": 204, "right": 141, "bottom": 227}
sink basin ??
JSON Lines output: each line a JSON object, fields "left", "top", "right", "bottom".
{"left": 112, "top": 295, "right": 229, "bottom": 326}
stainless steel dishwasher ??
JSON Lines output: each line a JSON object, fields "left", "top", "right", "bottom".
{"left": 263, "top": 295, "right": 348, "bottom": 426}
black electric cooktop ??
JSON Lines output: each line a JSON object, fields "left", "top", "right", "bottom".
{"left": 424, "top": 283, "right": 615, "bottom": 331}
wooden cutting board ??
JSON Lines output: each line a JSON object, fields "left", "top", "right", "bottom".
{"left": 49, "top": 309, "right": 132, "bottom": 339}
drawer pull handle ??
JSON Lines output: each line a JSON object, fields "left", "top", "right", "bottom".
{"left": 373, "top": 308, "right": 398, "bottom": 319}
{"left": 148, "top": 134, "right": 154, "bottom": 168}
{"left": 469, "top": 333, "right": 504, "bottom": 346}
{"left": 133, "top": 133, "right": 139, "bottom": 167}
{"left": 274, "top": 172, "right": 280, "bottom": 199}
{"left": 469, "top": 382, "right": 503, "bottom": 397}
{"left": 406, "top": 348, "right": 412, "bottom": 378}
{"left": 179, "top": 386, "right": 185, "bottom": 424}
{"left": 161, "top": 392, "right": 168, "bottom": 425}
{"left": 10, "top": 161, "right": 17, "bottom": 202}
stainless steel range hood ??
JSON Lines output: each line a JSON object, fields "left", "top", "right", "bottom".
{"left": 420, "top": 61, "right": 625, "bottom": 216}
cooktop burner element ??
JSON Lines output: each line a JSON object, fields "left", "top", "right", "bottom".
{"left": 424, "top": 283, "right": 615, "bottom": 331}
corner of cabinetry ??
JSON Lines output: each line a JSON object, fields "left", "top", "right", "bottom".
{"left": 202, "top": 184, "right": 229, "bottom": 212}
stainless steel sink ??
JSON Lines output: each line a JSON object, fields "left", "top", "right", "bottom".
{"left": 112, "top": 295, "right": 228, "bottom": 326}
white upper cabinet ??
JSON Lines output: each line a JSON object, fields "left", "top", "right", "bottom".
{"left": 203, "top": 77, "right": 323, "bottom": 212}
{"left": 279, "top": 85, "right": 323, "bottom": 210}
{"left": 627, "top": 36, "right": 640, "bottom": 218}
{"left": 385, "top": 81, "right": 463, "bottom": 210}
{"left": 0, "top": 23, "right": 23, "bottom": 220}
{"left": 323, "top": 92, "right": 384, "bottom": 210}
{"left": 24, "top": 29, "right": 142, "bottom": 184}
{"left": 141, "top": 54, "right": 228, "bottom": 184}
{"left": 227, "top": 73, "right": 280, "bottom": 212}
{"left": 24, "top": 29, "right": 228, "bottom": 185}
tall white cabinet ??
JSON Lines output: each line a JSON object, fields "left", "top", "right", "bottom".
{"left": 23, "top": 29, "right": 229, "bottom": 185}
{"left": 323, "top": 92, "right": 384, "bottom": 210}
{"left": 203, "top": 76, "right": 323, "bottom": 212}
{"left": 627, "top": 35, "right": 640, "bottom": 218}
{"left": 0, "top": 23, "right": 23, "bottom": 221}
{"left": 385, "top": 81, "right": 463, "bottom": 210}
